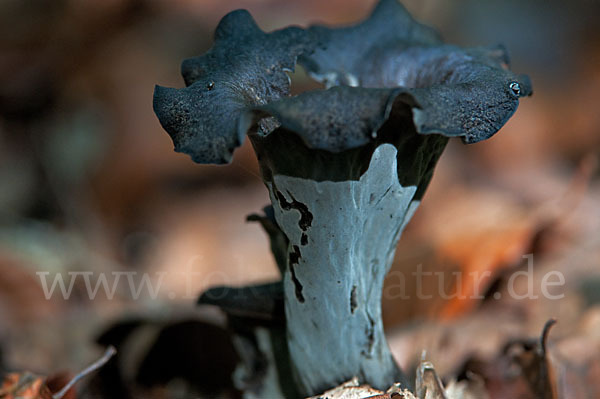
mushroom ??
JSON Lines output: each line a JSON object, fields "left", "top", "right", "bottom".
{"left": 153, "top": 0, "right": 532, "bottom": 397}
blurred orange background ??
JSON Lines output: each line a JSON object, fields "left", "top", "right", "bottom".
{"left": 1, "top": 0, "right": 599, "bottom": 396}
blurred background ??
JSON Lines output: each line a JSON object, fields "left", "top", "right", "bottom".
{"left": 1, "top": 0, "right": 599, "bottom": 397}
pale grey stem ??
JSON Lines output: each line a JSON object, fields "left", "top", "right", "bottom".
{"left": 268, "top": 144, "right": 418, "bottom": 395}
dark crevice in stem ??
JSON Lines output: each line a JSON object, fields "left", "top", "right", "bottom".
{"left": 274, "top": 190, "right": 313, "bottom": 231}
{"left": 288, "top": 245, "right": 305, "bottom": 303}
{"left": 300, "top": 233, "right": 308, "bottom": 246}
{"left": 350, "top": 285, "right": 358, "bottom": 314}
{"left": 362, "top": 314, "right": 376, "bottom": 359}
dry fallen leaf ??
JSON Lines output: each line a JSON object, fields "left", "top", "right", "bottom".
{"left": 307, "top": 358, "right": 489, "bottom": 399}
{"left": 0, "top": 346, "right": 115, "bottom": 399}
{"left": 0, "top": 372, "right": 53, "bottom": 399}
{"left": 306, "top": 377, "right": 415, "bottom": 399}
{"left": 458, "top": 320, "right": 558, "bottom": 399}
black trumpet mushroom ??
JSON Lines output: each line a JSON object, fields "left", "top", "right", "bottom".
{"left": 153, "top": 0, "right": 532, "bottom": 397}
